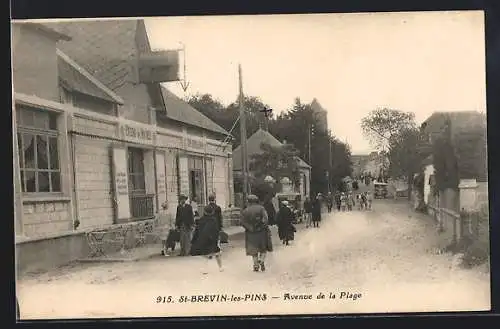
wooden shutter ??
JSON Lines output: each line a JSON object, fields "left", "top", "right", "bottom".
{"left": 111, "top": 146, "right": 130, "bottom": 222}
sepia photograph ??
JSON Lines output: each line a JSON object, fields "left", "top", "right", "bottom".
{"left": 12, "top": 10, "right": 490, "bottom": 320}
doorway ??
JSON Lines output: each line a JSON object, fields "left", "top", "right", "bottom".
{"left": 188, "top": 156, "right": 205, "bottom": 205}
{"left": 127, "top": 147, "right": 154, "bottom": 220}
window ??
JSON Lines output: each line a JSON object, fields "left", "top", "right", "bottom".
{"left": 127, "top": 147, "right": 146, "bottom": 195}
{"left": 17, "top": 106, "right": 61, "bottom": 193}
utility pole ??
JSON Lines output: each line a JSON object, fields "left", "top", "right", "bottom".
{"left": 308, "top": 124, "right": 312, "bottom": 165}
{"left": 239, "top": 64, "right": 249, "bottom": 207}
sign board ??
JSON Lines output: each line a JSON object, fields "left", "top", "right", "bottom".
{"left": 155, "top": 151, "right": 167, "bottom": 205}
{"left": 178, "top": 156, "right": 190, "bottom": 197}
{"left": 138, "top": 50, "right": 180, "bottom": 83}
{"left": 111, "top": 147, "right": 131, "bottom": 221}
{"left": 186, "top": 137, "right": 205, "bottom": 150}
{"left": 119, "top": 123, "right": 154, "bottom": 145}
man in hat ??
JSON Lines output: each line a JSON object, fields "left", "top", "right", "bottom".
{"left": 240, "top": 194, "right": 273, "bottom": 272}
{"left": 175, "top": 194, "right": 195, "bottom": 256}
{"left": 208, "top": 194, "right": 223, "bottom": 231}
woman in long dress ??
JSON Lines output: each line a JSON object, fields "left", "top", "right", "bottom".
{"left": 240, "top": 195, "right": 273, "bottom": 272}
{"left": 190, "top": 204, "right": 224, "bottom": 273}
{"left": 276, "top": 200, "right": 295, "bottom": 245}
{"left": 311, "top": 195, "right": 322, "bottom": 228}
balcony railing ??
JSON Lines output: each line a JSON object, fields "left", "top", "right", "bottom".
{"left": 130, "top": 194, "right": 155, "bottom": 221}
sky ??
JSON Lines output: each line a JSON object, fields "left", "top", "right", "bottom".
{"left": 145, "top": 11, "right": 486, "bottom": 154}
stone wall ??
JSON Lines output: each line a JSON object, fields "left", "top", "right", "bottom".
{"left": 22, "top": 201, "right": 72, "bottom": 237}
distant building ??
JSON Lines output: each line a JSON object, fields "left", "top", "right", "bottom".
{"left": 310, "top": 98, "right": 328, "bottom": 132}
{"left": 232, "top": 128, "right": 311, "bottom": 202}
{"left": 351, "top": 154, "right": 370, "bottom": 177}
{"left": 419, "top": 111, "right": 487, "bottom": 212}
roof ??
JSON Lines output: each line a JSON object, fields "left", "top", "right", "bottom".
{"left": 159, "top": 87, "right": 229, "bottom": 136}
{"left": 57, "top": 49, "right": 124, "bottom": 104}
{"left": 421, "top": 111, "right": 486, "bottom": 135}
{"left": 233, "top": 128, "right": 311, "bottom": 170}
{"left": 21, "top": 23, "right": 72, "bottom": 41}
{"left": 42, "top": 19, "right": 140, "bottom": 91}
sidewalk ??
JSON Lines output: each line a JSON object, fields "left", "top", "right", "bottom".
{"left": 78, "top": 226, "right": 245, "bottom": 263}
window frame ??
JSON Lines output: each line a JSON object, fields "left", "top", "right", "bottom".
{"left": 17, "top": 106, "right": 63, "bottom": 195}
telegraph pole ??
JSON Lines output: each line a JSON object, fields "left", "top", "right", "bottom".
{"left": 239, "top": 64, "right": 249, "bottom": 207}
{"left": 308, "top": 124, "right": 312, "bottom": 164}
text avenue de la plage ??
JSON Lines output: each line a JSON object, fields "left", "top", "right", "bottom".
{"left": 156, "top": 291, "right": 362, "bottom": 304}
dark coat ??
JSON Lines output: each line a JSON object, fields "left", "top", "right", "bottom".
{"left": 190, "top": 206, "right": 221, "bottom": 256}
{"left": 263, "top": 200, "right": 277, "bottom": 226}
{"left": 175, "top": 203, "right": 194, "bottom": 229}
{"left": 276, "top": 206, "right": 295, "bottom": 241}
{"left": 240, "top": 204, "right": 273, "bottom": 256}
{"left": 304, "top": 200, "right": 313, "bottom": 213}
{"left": 312, "top": 199, "right": 322, "bottom": 222}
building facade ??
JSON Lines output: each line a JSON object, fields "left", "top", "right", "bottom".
{"left": 13, "top": 20, "right": 234, "bottom": 244}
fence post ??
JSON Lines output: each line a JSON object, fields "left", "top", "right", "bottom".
{"left": 458, "top": 178, "right": 478, "bottom": 241}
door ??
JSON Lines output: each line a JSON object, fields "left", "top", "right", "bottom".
{"left": 127, "top": 147, "right": 154, "bottom": 220}
{"left": 189, "top": 169, "right": 204, "bottom": 205}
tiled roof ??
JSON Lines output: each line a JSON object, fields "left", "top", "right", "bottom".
{"left": 233, "top": 128, "right": 310, "bottom": 170}
{"left": 57, "top": 50, "right": 123, "bottom": 104}
{"left": 159, "top": 86, "right": 229, "bottom": 136}
{"left": 43, "top": 19, "right": 139, "bottom": 91}
{"left": 422, "top": 111, "right": 486, "bottom": 136}
{"left": 22, "top": 23, "right": 72, "bottom": 41}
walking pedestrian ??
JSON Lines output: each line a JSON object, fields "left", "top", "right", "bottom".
{"left": 367, "top": 191, "right": 373, "bottom": 210}
{"left": 326, "top": 192, "right": 333, "bottom": 213}
{"left": 175, "top": 194, "right": 195, "bottom": 256}
{"left": 311, "top": 194, "right": 322, "bottom": 228}
{"left": 303, "top": 196, "right": 313, "bottom": 228}
{"left": 340, "top": 192, "right": 347, "bottom": 211}
{"left": 347, "top": 193, "right": 354, "bottom": 211}
{"left": 361, "top": 192, "right": 368, "bottom": 210}
{"left": 263, "top": 196, "right": 277, "bottom": 226}
{"left": 335, "top": 191, "right": 341, "bottom": 211}
{"left": 190, "top": 203, "right": 224, "bottom": 274}
{"left": 240, "top": 195, "right": 273, "bottom": 272}
{"left": 276, "top": 200, "right": 295, "bottom": 246}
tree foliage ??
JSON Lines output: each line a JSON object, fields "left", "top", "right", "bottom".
{"left": 361, "top": 108, "right": 416, "bottom": 150}
{"left": 249, "top": 142, "right": 301, "bottom": 187}
{"left": 361, "top": 108, "right": 427, "bottom": 199}
{"left": 187, "top": 93, "right": 353, "bottom": 197}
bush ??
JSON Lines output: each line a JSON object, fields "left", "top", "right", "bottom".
{"left": 461, "top": 206, "right": 490, "bottom": 268}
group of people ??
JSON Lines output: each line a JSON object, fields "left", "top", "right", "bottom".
{"left": 167, "top": 192, "right": 308, "bottom": 274}
{"left": 167, "top": 187, "right": 372, "bottom": 274}
{"left": 302, "top": 195, "right": 323, "bottom": 228}
{"left": 165, "top": 194, "right": 225, "bottom": 273}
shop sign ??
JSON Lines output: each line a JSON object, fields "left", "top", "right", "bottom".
{"left": 186, "top": 138, "right": 205, "bottom": 149}
{"left": 120, "top": 123, "right": 154, "bottom": 144}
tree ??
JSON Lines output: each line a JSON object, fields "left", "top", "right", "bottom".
{"left": 249, "top": 142, "right": 301, "bottom": 188}
{"left": 361, "top": 108, "right": 424, "bottom": 200}
{"left": 361, "top": 108, "right": 416, "bottom": 150}
{"left": 388, "top": 127, "right": 424, "bottom": 199}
